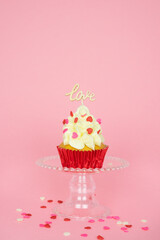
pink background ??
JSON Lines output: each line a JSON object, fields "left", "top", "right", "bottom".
{"left": 0, "top": 0, "right": 160, "bottom": 239}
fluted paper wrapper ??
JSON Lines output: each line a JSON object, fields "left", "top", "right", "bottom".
{"left": 57, "top": 145, "right": 109, "bottom": 169}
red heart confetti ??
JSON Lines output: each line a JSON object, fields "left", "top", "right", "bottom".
{"left": 87, "top": 128, "right": 93, "bottom": 134}
{"left": 97, "top": 130, "right": 100, "bottom": 134}
{"left": 47, "top": 200, "right": 53, "bottom": 203}
{"left": 25, "top": 213, "right": 32, "bottom": 216}
{"left": 80, "top": 234, "right": 88, "bottom": 237}
{"left": 57, "top": 200, "right": 63, "bottom": 204}
{"left": 84, "top": 226, "right": 91, "bottom": 229}
{"left": 125, "top": 225, "right": 132, "bottom": 228}
{"left": 40, "top": 206, "right": 47, "bottom": 208}
{"left": 64, "top": 218, "right": 71, "bottom": 221}
{"left": 50, "top": 215, "right": 57, "bottom": 219}
{"left": 74, "top": 117, "right": 78, "bottom": 123}
{"left": 142, "top": 227, "right": 149, "bottom": 231}
{"left": 97, "top": 235, "right": 104, "bottom": 240}
{"left": 70, "top": 111, "right": 73, "bottom": 117}
{"left": 86, "top": 116, "right": 93, "bottom": 122}
{"left": 63, "top": 119, "right": 66, "bottom": 124}
{"left": 44, "top": 223, "right": 51, "bottom": 228}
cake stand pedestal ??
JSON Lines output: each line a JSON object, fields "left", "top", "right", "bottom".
{"left": 36, "top": 156, "right": 129, "bottom": 220}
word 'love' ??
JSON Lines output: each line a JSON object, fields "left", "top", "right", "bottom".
{"left": 66, "top": 83, "right": 95, "bottom": 103}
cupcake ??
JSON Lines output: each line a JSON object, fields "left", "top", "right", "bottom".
{"left": 57, "top": 105, "right": 109, "bottom": 169}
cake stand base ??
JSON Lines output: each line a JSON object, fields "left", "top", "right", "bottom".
{"left": 54, "top": 173, "right": 110, "bottom": 220}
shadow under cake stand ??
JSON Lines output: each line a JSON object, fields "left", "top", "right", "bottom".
{"left": 36, "top": 156, "right": 129, "bottom": 220}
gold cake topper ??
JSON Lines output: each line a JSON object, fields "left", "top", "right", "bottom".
{"left": 66, "top": 83, "right": 96, "bottom": 104}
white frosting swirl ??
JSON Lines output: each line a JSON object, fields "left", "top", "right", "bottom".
{"left": 62, "top": 105, "right": 105, "bottom": 150}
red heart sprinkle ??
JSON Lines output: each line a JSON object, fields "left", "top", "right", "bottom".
{"left": 57, "top": 200, "right": 63, "bottom": 204}
{"left": 40, "top": 206, "right": 47, "bottom": 208}
{"left": 97, "top": 235, "right": 104, "bottom": 240}
{"left": 97, "top": 130, "right": 100, "bottom": 134}
{"left": 125, "top": 225, "right": 132, "bottom": 228}
{"left": 25, "top": 213, "right": 32, "bottom": 216}
{"left": 44, "top": 224, "right": 51, "bottom": 228}
{"left": 87, "top": 128, "right": 93, "bottom": 134}
{"left": 70, "top": 111, "right": 73, "bottom": 117}
{"left": 63, "top": 119, "right": 66, "bottom": 124}
{"left": 84, "top": 226, "right": 91, "bottom": 229}
{"left": 64, "top": 218, "right": 71, "bottom": 221}
{"left": 74, "top": 117, "right": 78, "bottom": 123}
{"left": 86, "top": 116, "right": 93, "bottom": 122}
{"left": 48, "top": 200, "right": 53, "bottom": 203}
{"left": 50, "top": 215, "right": 57, "bottom": 219}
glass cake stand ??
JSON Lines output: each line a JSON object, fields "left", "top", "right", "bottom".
{"left": 36, "top": 155, "right": 129, "bottom": 220}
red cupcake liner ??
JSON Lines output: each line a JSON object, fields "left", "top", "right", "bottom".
{"left": 57, "top": 145, "right": 109, "bottom": 169}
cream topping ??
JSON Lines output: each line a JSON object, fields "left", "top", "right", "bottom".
{"left": 62, "top": 105, "right": 104, "bottom": 150}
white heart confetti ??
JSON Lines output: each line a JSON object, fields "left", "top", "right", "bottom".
{"left": 40, "top": 197, "right": 45, "bottom": 201}
{"left": 16, "top": 209, "right": 22, "bottom": 212}
{"left": 63, "top": 232, "right": 71, "bottom": 236}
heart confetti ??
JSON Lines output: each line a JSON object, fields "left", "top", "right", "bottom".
{"left": 97, "top": 235, "right": 104, "bottom": 240}
{"left": 80, "top": 234, "right": 88, "bottom": 237}
{"left": 98, "top": 219, "right": 105, "bottom": 222}
{"left": 141, "top": 219, "right": 147, "bottom": 223}
{"left": 40, "top": 197, "right": 45, "bottom": 201}
{"left": 86, "top": 116, "right": 93, "bottom": 122}
{"left": 142, "top": 227, "right": 149, "bottom": 231}
{"left": 47, "top": 200, "right": 53, "bottom": 203}
{"left": 84, "top": 226, "right": 91, "bottom": 229}
{"left": 17, "top": 218, "right": 23, "bottom": 222}
{"left": 88, "top": 219, "right": 95, "bottom": 223}
{"left": 64, "top": 218, "right": 71, "bottom": 221}
{"left": 112, "top": 216, "right": 120, "bottom": 220}
{"left": 16, "top": 208, "right": 22, "bottom": 212}
{"left": 44, "top": 223, "right": 51, "bottom": 228}
{"left": 87, "top": 128, "right": 93, "bottom": 134}
{"left": 40, "top": 206, "right": 47, "bottom": 208}
{"left": 103, "top": 226, "right": 110, "bottom": 230}
{"left": 57, "top": 200, "right": 63, "bottom": 204}
{"left": 117, "top": 221, "right": 123, "bottom": 225}
{"left": 50, "top": 214, "right": 57, "bottom": 219}
{"left": 64, "top": 232, "right": 71, "bottom": 236}
{"left": 39, "top": 224, "right": 45, "bottom": 227}
{"left": 125, "top": 225, "right": 132, "bottom": 228}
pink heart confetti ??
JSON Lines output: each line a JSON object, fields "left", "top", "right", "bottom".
{"left": 88, "top": 219, "right": 95, "bottom": 223}
{"left": 142, "top": 227, "right": 149, "bottom": 231}
{"left": 39, "top": 224, "right": 45, "bottom": 227}
{"left": 23, "top": 215, "right": 30, "bottom": 219}
{"left": 65, "top": 119, "right": 69, "bottom": 124}
{"left": 112, "top": 216, "right": 120, "bottom": 220}
{"left": 98, "top": 219, "right": 105, "bottom": 222}
{"left": 21, "top": 212, "right": 27, "bottom": 215}
{"left": 103, "top": 226, "right": 110, "bottom": 230}
{"left": 121, "top": 227, "right": 128, "bottom": 231}
{"left": 97, "top": 118, "right": 102, "bottom": 124}
{"left": 72, "top": 132, "right": 78, "bottom": 139}
{"left": 80, "top": 234, "right": 88, "bottom": 237}
{"left": 63, "top": 128, "right": 68, "bottom": 134}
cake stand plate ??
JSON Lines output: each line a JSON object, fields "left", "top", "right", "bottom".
{"left": 36, "top": 156, "right": 129, "bottom": 220}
